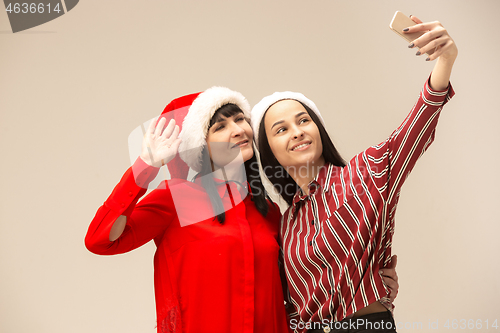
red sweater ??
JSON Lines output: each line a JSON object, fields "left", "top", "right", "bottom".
{"left": 85, "top": 157, "right": 291, "bottom": 333}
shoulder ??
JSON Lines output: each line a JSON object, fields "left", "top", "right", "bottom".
{"left": 140, "top": 179, "right": 203, "bottom": 205}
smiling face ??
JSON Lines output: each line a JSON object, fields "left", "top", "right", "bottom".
{"left": 206, "top": 108, "right": 254, "bottom": 169}
{"left": 264, "top": 99, "right": 324, "bottom": 171}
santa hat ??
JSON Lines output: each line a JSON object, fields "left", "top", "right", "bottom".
{"left": 250, "top": 91, "right": 326, "bottom": 148}
{"left": 159, "top": 92, "right": 201, "bottom": 180}
{"left": 178, "top": 86, "right": 251, "bottom": 172}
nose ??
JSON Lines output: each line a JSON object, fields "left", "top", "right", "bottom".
{"left": 230, "top": 122, "right": 245, "bottom": 137}
{"left": 291, "top": 125, "right": 304, "bottom": 139}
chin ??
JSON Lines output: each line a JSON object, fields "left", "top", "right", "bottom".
{"left": 242, "top": 150, "right": 254, "bottom": 163}
{"left": 290, "top": 153, "right": 316, "bottom": 166}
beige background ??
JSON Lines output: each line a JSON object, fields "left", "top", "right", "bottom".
{"left": 1, "top": 0, "right": 499, "bottom": 332}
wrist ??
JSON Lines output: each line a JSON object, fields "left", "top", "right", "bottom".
{"left": 440, "top": 53, "right": 457, "bottom": 64}
{"left": 140, "top": 153, "right": 162, "bottom": 168}
{"left": 132, "top": 157, "right": 161, "bottom": 187}
{"left": 439, "top": 45, "right": 458, "bottom": 63}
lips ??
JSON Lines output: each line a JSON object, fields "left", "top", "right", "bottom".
{"left": 290, "top": 141, "right": 311, "bottom": 151}
{"left": 232, "top": 139, "right": 249, "bottom": 148}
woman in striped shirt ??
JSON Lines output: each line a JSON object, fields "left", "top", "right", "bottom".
{"left": 251, "top": 16, "right": 457, "bottom": 333}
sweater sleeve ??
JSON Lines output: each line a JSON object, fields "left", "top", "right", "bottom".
{"left": 364, "top": 75, "right": 455, "bottom": 203}
{"left": 85, "top": 157, "right": 175, "bottom": 255}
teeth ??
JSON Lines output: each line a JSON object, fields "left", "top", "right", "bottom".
{"left": 293, "top": 143, "right": 310, "bottom": 150}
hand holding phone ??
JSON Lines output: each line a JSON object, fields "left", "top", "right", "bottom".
{"left": 389, "top": 11, "right": 435, "bottom": 56}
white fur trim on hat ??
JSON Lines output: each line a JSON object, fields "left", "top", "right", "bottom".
{"left": 178, "top": 86, "right": 251, "bottom": 172}
{"left": 250, "top": 91, "right": 325, "bottom": 149}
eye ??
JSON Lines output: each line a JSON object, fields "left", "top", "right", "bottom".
{"left": 276, "top": 127, "right": 286, "bottom": 134}
{"left": 214, "top": 124, "right": 225, "bottom": 132}
{"left": 299, "top": 118, "right": 309, "bottom": 124}
{"left": 235, "top": 116, "right": 245, "bottom": 122}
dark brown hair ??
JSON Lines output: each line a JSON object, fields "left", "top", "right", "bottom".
{"left": 258, "top": 101, "right": 346, "bottom": 205}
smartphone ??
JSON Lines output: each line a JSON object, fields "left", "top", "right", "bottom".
{"left": 389, "top": 11, "right": 435, "bottom": 55}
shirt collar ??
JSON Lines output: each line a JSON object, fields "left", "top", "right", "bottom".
{"left": 291, "top": 163, "right": 332, "bottom": 206}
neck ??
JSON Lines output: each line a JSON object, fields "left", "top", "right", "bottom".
{"left": 286, "top": 157, "right": 326, "bottom": 196}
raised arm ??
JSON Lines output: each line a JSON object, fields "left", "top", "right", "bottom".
{"left": 108, "top": 117, "right": 182, "bottom": 241}
{"left": 404, "top": 15, "right": 458, "bottom": 90}
{"left": 362, "top": 17, "right": 457, "bottom": 205}
{"left": 85, "top": 117, "right": 181, "bottom": 254}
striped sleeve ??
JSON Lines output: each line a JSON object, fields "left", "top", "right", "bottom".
{"left": 364, "top": 75, "right": 455, "bottom": 203}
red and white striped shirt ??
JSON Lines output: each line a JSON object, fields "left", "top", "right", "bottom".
{"left": 280, "top": 77, "right": 455, "bottom": 331}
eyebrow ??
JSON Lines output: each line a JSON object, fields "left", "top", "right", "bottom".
{"left": 270, "top": 111, "right": 308, "bottom": 130}
{"left": 213, "top": 112, "right": 244, "bottom": 124}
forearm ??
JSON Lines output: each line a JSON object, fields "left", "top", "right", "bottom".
{"left": 365, "top": 76, "right": 455, "bottom": 200}
{"left": 85, "top": 157, "right": 159, "bottom": 254}
{"left": 430, "top": 55, "right": 456, "bottom": 91}
{"left": 109, "top": 215, "right": 127, "bottom": 241}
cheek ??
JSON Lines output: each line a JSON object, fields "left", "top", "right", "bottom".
{"left": 268, "top": 137, "right": 288, "bottom": 164}
{"left": 314, "top": 129, "right": 323, "bottom": 152}
{"left": 208, "top": 131, "right": 226, "bottom": 144}
{"left": 267, "top": 135, "right": 278, "bottom": 153}
{"left": 244, "top": 124, "right": 254, "bottom": 140}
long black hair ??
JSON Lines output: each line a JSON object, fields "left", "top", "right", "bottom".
{"left": 258, "top": 101, "right": 346, "bottom": 206}
{"left": 196, "top": 103, "right": 269, "bottom": 223}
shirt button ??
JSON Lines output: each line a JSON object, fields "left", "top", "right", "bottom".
{"left": 309, "top": 241, "right": 312, "bottom": 246}
{"left": 120, "top": 203, "right": 125, "bottom": 208}
{"left": 323, "top": 326, "right": 331, "bottom": 333}
{"left": 311, "top": 221, "right": 314, "bottom": 226}
{"left": 321, "top": 263, "right": 326, "bottom": 268}
{"left": 128, "top": 192, "right": 133, "bottom": 197}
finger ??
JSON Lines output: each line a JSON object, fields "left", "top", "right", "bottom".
{"left": 390, "top": 255, "right": 398, "bottom": 269}
{"left": 424, "top": 40, "right": 454, "bottom": 61}
{"left": 389, "top": 287, "right": 398, "bottom": 302}
{"left": 409, "top": 15, "right": 423, "bottom": 25}
{"left": 418, "top": 36, "right": 450, "bottom": 57}
{"left": 405, "top": 21, "right": 442, "bottom": 34}
{"left": 381, "top": 274, "right": 399, "bottom": 302}
{"left": 160, "top": 138, "right": 182, "bottom": 166}
{"left": 381, "top": 273, "right": 399, "bottom": 296}
{"left": 147, "top": 116, "right": 159, "bottom": 135}
{"left": 412, "top": 26, "right": 447, "bottom": 49}
{"left": 164, "top": 125, "right": 180, "bottom": 149}
{"left": 383, "top": 277, "right": 397, "bottom": 291}
{"left": 154, "top": 117, "right": 167, "bottom": 137}
{"left": 170, "top": 125, "right": 180, "bottom": 141}
{"left": 171, "top": 137, "right": 182, "bottom": 151}
{"left": 161, "top": 119, "right": 176, "bottom": 140}
{"left": 425, "top": 47, "right": 444, "bottom": 62}
{"left": 380, "top": 268, "right": 397, "bottom": 282}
